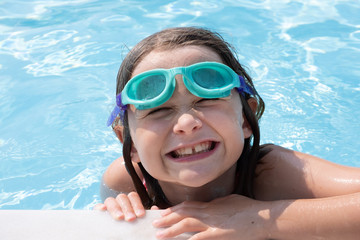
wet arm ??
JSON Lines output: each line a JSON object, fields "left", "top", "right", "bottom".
{"left": 153, "top": 192, "right": 360, "bottom": 240}
{"left": 264, "top": 192, "right": 360, "bottom": 239}
{"left": 254, "top": 145, "right": 360, "bottom": 239}
{"left": 255, "top": 145, "right": 360, "bottom": 200}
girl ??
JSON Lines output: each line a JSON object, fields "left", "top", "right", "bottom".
{"left": 96, "top": 27, "right": 360, "bottom": 239}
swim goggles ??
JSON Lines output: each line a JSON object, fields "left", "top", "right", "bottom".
{"left": 107, "top": 62, "right": 254, "bottom": 126}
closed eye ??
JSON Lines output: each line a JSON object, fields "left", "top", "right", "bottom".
{"left": 135, "top": 107, "right": 173, "bottom": 119}
{"left": 202, "top": 98, "right": 219, "bottom": 101}
{"left": 196, "top": 98, "right": 220, "bottom": 104}
{"left": 147, "top": 107, "right": 172, "bottom": 115}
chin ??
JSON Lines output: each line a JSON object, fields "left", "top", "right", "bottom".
{"left": 177, "top": 173, "right": 217, "bottom": 188}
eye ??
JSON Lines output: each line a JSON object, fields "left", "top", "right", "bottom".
{"left": 135, "top": 107, "right": 172, "bottom": 119}
{"left": 146, "top": 107, "right": 172, "bottom": 116}
{"left": 196, "top": 98, "right": 220, "bottom": 105}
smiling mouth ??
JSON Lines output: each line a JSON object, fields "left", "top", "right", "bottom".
{"left": 169, "top": 141, "right": 217, "bottom": 158}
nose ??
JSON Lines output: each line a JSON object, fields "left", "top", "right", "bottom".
{"left": 173, "top": 111, "right": 202, "bottom": 135}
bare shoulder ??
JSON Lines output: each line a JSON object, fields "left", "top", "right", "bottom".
{"left": 253, "top": 144, "right": 360, "bottom": 201}
{"left": 102, "top": 156, "right": 143, "bottom": 194}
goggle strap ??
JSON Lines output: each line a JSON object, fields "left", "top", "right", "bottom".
{"left": 106, "top": 93, "right": 127, "bottom": 126}
{"left": 236, "top": 75, "right": 254, "bottom": 96}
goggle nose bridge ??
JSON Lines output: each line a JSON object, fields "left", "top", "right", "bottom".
{"left": 168, "top": 66, "right": 190, "bottom": 81}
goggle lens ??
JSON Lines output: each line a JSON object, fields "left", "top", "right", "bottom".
{"left": 129, "top": 74, "right": 166, "bottom": 100}
{"left": 191, "top": 68, "right": 229, "bottom": 89}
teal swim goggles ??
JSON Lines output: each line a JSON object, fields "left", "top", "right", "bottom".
{"left": 107, "top": 62, "right": 254, "bottom": 126}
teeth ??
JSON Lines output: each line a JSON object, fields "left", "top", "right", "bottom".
{"left": 173, "top": 142, "right": 212, "bottom": 158}
{"left": 184, "top": 147, "right": 192, "bottom": 155}
{"left": 194, "top": 144, "right": 203, "bottom": 153}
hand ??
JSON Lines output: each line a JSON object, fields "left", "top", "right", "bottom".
{"left": 94, "top": 191, "right": 159, "bottom": 221}
{"left": 152, "top": 194, "right": 271, "bottom": 240}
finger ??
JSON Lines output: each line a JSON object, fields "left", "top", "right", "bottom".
{"left": 151, "top": 205, "right": 160, "bottom": 210}
{"left": 116, "top": 193, "right": 137, "bottom": 221}
{"left": 128, "top": 192, "right": 145, "bottom": 217}
{"left": 188, "top": 229, "right": 218, "bottom": 240}
{"left": 104, "top": 197, "right": 124, "bottom": 220}
{"left": 156, "top": 218, "right": 207, "bottom": 239}
{"left": 154, "top": 211, "right": 187, "bottom": 228}
{"left": 93, "top": 203, "right": 107, "bottom": 211}
{"left": 162, "top": 201, "right": 208, "bottom": 216}
{"left": 156, "top": 204, "right": 208, "bottom": 228}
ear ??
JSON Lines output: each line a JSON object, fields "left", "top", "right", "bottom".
{"left": 130, "top": 145, "right": 141, "bottom": 163}
{"left": 113, "top": 125, "right": 124, "bottom": 143}
{"left": 114, "top": 125, "right": 141, "bottom": 163}
{"left": 242, "top": 97, "right": 258, "bottom": 138}
{"left": 247, "top": 97, "right": 258, "bottom": 114}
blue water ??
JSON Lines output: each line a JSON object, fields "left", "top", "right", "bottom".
{"left": 0, "top": 0, "right": 359, "bottom": 210}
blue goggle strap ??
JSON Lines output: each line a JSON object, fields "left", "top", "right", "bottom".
{"left": 106, "top": 93, "right": 127, "bottom": 126}
{"left": 236, "top": 75, "right": 254, "bottom": 96}
{"left": 106, "top": 75, "right": 254, "bottom": 126}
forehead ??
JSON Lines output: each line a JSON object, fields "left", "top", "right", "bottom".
{"left": 132, "top": 45, "right": 223, "bottom": 77}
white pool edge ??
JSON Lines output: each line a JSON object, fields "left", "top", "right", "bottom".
{"left": 0, "top": 210, "right": 192, "bottom": 240}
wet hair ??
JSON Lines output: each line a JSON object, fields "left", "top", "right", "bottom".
{"left": 113, "top": 27, "right": 265, "bottom": 209}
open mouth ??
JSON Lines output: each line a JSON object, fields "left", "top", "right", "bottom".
{"left": 169, "top": 141, "right": 217, "bottom": 159}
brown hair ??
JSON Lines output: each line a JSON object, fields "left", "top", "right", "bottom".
{"left": 113, "top": 27, "right": 265, "bottom": 209}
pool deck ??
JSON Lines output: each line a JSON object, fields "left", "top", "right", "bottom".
{"left": 0, "top": 210, "right": 192, "bottom": 239}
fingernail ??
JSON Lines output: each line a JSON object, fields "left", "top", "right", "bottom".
{"left": 135, "top": 209, "right": 145, "bottom": 217}
{"left": 152, "top": 219, "right": 160, "bottom": 227}
{"left": 94, "top": 204, "right": 105, "bottom": 211}
{"left": 156, "top": 230, "right": 165, "bottom": 239}
{"left": 125, "top": 213, "right": 136, "bottom": 221}
{"left": 114, "top": 210, "right": 123, "bottom": 220}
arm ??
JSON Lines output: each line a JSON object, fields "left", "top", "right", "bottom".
{"left": 254, "top": 144, "right": 360, "bottom": 200}
{"left": 101, "top": 156, "right": 143, "bottom": 198}
{"left": 153, "top": 193, "right": 360, "bottom": 240}
{"left": 266, "top": 192, "right": 360, "bottom": 240}
{"left": 257, "top": 145, "right": 360, "bottom": 239}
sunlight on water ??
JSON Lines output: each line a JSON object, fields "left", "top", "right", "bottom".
{"left": 0, "top": 0, "right": 359, "bottom": 209}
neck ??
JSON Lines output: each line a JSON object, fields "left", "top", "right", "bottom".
{"left": 159, "top": 164, "right": 237, "bottom": 205}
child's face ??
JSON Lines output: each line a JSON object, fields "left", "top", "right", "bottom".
{"left": 127, "top": 45, "right": 252, "bottom": 189}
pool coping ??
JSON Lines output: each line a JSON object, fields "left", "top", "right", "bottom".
{"left": 0, "top": 210, "right": 192, "bottom": 239}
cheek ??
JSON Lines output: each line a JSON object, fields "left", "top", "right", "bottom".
{"left": 209, "top": 102, "right": 246, "bottom": 152}
{"left": 208, "top": 103, "right": 245, "bottom": 135}
{"left": 131, "top": 127, "right": 158, "bottom": 153}
{"left": 129, "top": 116, "right": 169, "bottom": 159}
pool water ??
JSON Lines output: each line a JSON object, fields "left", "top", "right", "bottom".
{"left": 0, "top": 0, "right": 359, "bottom": 210}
